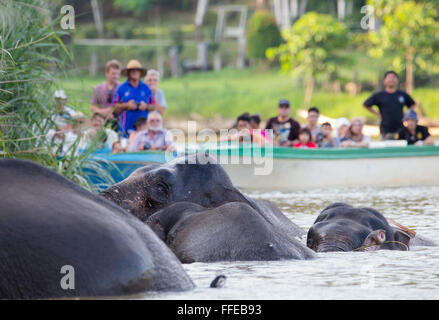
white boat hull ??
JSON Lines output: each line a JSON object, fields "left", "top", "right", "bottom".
{"left": 222, "top": 155, "right": 439, "bottom": 190}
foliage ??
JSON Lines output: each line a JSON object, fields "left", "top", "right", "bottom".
{"left": 246, "top": 10, "right": 282, "bottom": 61}
{"left": 113, "top": 0, "right": 196, "bottom": 16}
{"left": 266, "top": 12, "right": 349, "bottom": 105}
{"left": 266, "top": 12, "right": 349, "bottom": 79}
{"left": 113, "top": 0, "right": 155, "bottom": 15}
{"left": 366, "top": 0, "right": 439, "bottom": 91}
{"left": 0, "top": 0, "right": 115, "bottom": 192}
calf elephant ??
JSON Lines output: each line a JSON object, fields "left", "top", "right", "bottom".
{"left": 146, "top": 201, "right": 315, "bottom": 263}
{"left": 102, "top": 153, "right": 316, "bottom": 262}
{"left": 306, "top": 202, "right": 435, "bottom": 252}
{"left": 0, "top": 159, "right": 194, "bottom": 299}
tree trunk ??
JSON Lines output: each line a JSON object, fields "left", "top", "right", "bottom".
{"left": 299, "top": 0, "right": 308, "bottom": 16}
{"left": 405, "top": 46, "right": 414, "bottom": 94}
{"left": 304, "top": 77, "right": 315, "bottom": 107}
{"left": 290, "top": 0, "right": 299, "bottom": 18}
{"left": 337, "top": 0, "right": 346, "bottom": 20}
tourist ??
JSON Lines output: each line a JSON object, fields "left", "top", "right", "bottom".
{"left": 223, "top": 113, "right": 267, "bottom": 145}
{"left": 144, "top": 69, "right": 167, "bottom": 114}
{"left": 250, "top": 113, "right": 261, "bottom": 130}
{"left": 111, "top": 141, "right": 126, "bottom": 154}
{"left": 79, "top": 113, "right": 119, "bottom": 151}
{"left": 265, "top": 99, "right": 300, "bottom": 147}
{"left": 128, "top": 116, "right": 148, "bottom": 146}
{"left": 250, "top": 113, "right": 271, "bottom": 142}
{"left": 127, "top": 111, "right": 175, "bottom": 152}
{"left": 90, "top": 59, "right": 121, "bottom": 130}
{"left": 72, "top": 111, "right": 87, "bottom": 135}
{"left": 112, "top": 59, "right": 156, "bottom": 138}
{"left": 304, "top": 106, "right": 321, "bottom": 143}
{"left": 53, "top": 89, "right": 76, "bottom": 129}
{"left": 363, "top": 70, "right": 417, "bottom": 139}
{"left": 47, "top": 116, "right": 78, "bottom": 156}
{"left": 334, "top": 117, "right": 350, "bottom": 147}
{"left": 341, "top": 117, "right": 371, "bottom": 148}
{"left": 396, "top": 110, "right": 434, "bottom": 146}
{"left": 294, "top": 128, "right": 317, "bottom": 149}
{"left": 318, "top": 122, "right": 337, "bottom": 148}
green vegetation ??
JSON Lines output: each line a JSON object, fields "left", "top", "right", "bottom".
{"left": 366, "top": 0, "right": 439, "bottom": 93}
{"left": 61, "top": 68, "right": 439, "bottom": 125}
{"left": 246, "top": 10, "right": 282, "bottom": 62}
{"left": 267, "top": 12, "right": 349, "bottom": 107}
{"left": 0, "top": 0, "right": 115, "bottom": 192}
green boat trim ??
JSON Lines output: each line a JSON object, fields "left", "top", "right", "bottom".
{"left": 90, "top": 144, "right": 439, "bottom": 164}
{"left": 192, "top": 143, "right": 439, "bottom": 160}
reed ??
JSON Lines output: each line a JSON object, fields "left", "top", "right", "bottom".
{"left": 0, "top": 0, "right": 116, "bottom": 192}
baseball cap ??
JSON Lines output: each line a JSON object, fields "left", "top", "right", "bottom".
{"left": 278, "top": 99, "right": 290, "bottom": 107}
{"left": 403, "top": 109, "right": 418, "bottom": 122}
{"left": 54, "top": 90, "right": 67, "bottom": 99}
{"left": 335, "top": 117, "right": 350, "bottom": 129}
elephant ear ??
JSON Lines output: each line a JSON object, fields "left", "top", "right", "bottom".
{"left": 392, "top": 227, "right": 413, "bottom": 250}
{"left": 387, "top": 218, "right": 415, "bottom": 250}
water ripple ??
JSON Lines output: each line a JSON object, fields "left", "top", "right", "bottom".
{"left": 142, "top": 186, "right": 439, "bottom": 300}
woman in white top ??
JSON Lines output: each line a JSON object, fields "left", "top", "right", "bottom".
{"left": 341, "top": 117, "right": 371, "bottom": 148}
{"left": 145, "top": 69, "right": 167, "bottom": 115}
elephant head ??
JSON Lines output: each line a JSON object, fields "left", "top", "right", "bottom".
{"left": 101, "top": 153, "right": 250, "bottom": 221}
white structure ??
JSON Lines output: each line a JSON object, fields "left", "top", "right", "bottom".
{"left": 215, "top": 5, "right": 248, "bottom": 69}
{"left": 273, "top": 0, "right": 308, "bottom": 29}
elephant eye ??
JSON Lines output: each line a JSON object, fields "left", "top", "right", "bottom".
{"left": 157, "top": 181, "right": 168, "bottom": 194}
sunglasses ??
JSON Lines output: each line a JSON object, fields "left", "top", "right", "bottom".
{"left": 107, "top": 89, "right": 116, "bottom": 104}
{"left": 279, "top": 104, "right": 290, "bottom": 109}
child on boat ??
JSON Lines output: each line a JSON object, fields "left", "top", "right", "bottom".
{"left": 294, "top": 128, "right": 317, "bottom": 149}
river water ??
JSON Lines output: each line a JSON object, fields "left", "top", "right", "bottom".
{"left": 141, "top": 186, "right": 439, "bottom": 300}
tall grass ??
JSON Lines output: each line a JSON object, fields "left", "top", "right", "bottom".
{"left": 0, "top": 0, "right": 116, "bottom": 192}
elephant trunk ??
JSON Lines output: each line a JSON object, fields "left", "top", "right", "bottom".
{"left": 101, "top": 180, "right": 148, "bottom": 221}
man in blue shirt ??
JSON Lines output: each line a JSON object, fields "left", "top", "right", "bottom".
{"left": 112, "top": 59, "right": 156, "bottom": 138}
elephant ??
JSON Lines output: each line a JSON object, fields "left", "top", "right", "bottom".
{"left": 101, "top": 153, "right": 316, "bottom": 262}
{"left": 0, "top": 159, "right": 194, "bottom": 299}
{"left": 306, "top": 202, "right": 436, "bottom": 253}
{"left": 146, "top": 201, "right": 315, "bottom": 263}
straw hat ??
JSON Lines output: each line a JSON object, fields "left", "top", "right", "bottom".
{"left": 121, "top": 59, "right": 147, "bottom": 77}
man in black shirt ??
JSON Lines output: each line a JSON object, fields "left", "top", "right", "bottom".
{"left": 265, "top": 99, "right": 300, "bottom": 147}
{"left": 396, "top": 110, "right": 434, "bottom": 146}
{"left": 363, "top": 71, "right": 417, "bottom": 139}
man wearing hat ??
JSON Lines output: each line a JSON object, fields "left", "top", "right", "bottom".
{"left": 396, "top": 110, "right": 434, "bottom": 146}
{"left": 112, "top": 59, "right": 156, "bottom": 138}
{"left": 54, "top": 89, "right": 76, "bottom": 120}
{"left": 265, "top": 99, "right": 300, "bottom": 146}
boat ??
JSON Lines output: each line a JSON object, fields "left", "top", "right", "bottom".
{"left": 89, "top": 143, "right": 439, "bottom": 191}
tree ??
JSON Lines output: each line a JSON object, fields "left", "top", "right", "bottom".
{"left": 266, "top": 12, "right": 349, "bottom": 106}
{"left": 246, "top": 10, "right": 283, "bottom": 63}
{"left": 367, "top": 0, "right": 439, "bottom": 93}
